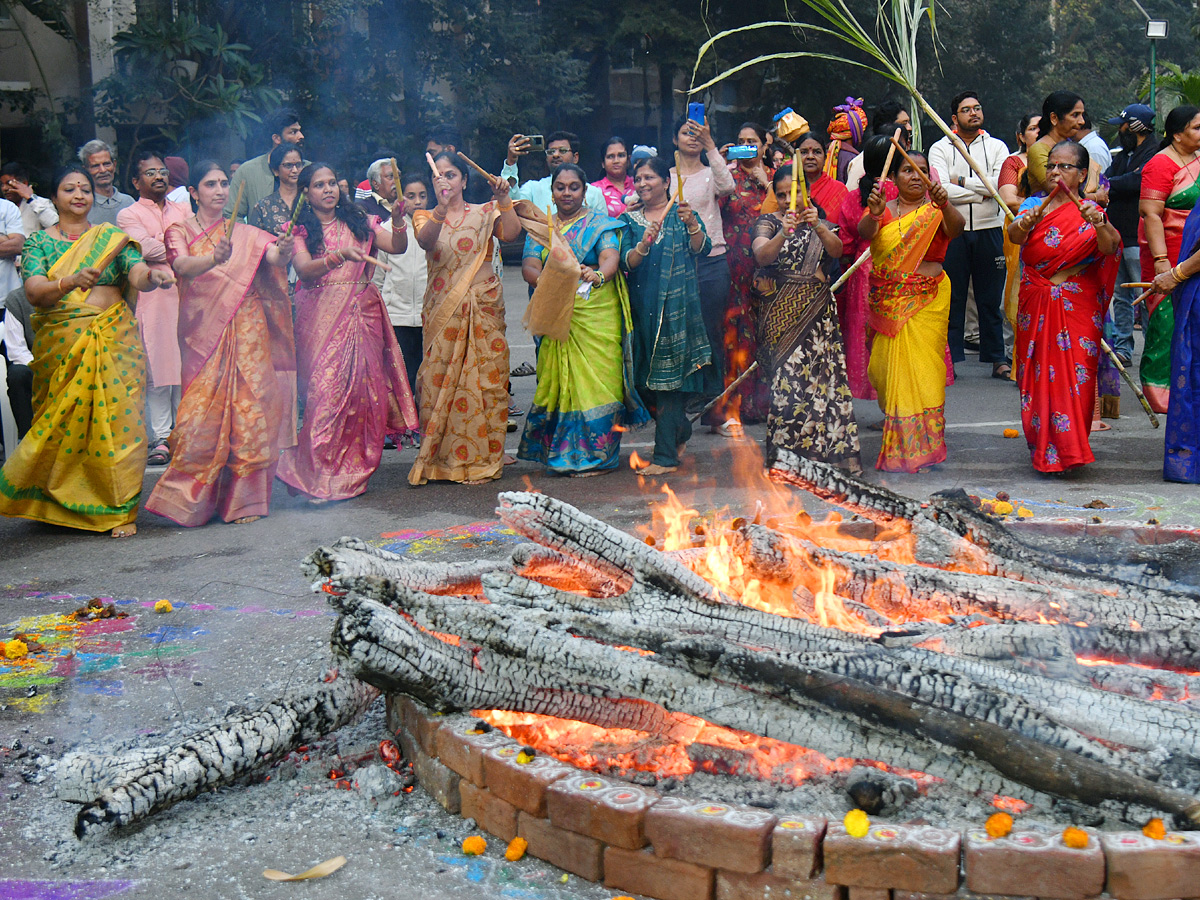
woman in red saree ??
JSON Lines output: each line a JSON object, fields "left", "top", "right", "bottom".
{"left": 146, "top": 161, "right": 298, "bottom": 526}
{"left": 718, "top": 122, "right": 773, "bottom": 427}
{"left": 277, "top": 163, "right": 417, "bottom": 502}
{"left": 858, "top": 147, "right": 964, "bottom": 472}
{"left": 1008, "top": 141, "right": 1121, "bottom": 473}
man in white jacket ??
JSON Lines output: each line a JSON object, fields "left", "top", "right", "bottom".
{"left": 928, "top": 91, "right": 1011, "bottom": 377}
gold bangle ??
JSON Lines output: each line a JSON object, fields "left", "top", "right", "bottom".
{"left": 1173, "top": 265, "right": 1185, "bottom": 283}
{"left": 57, "top": 277, "right": 66, "bottom": 294}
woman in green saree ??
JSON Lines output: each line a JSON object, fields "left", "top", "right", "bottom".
{"left": 517, "top": 164, "right": 648, "bottom": 474}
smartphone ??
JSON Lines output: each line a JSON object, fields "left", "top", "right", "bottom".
{"left": 526, "top": 134, "right": 545, "bottom": 152}
{"left": 727, "top": 144, "right": 758, "bottom": 159}
{"left": 687, "top": 102, "right": 705, "bottom": 124}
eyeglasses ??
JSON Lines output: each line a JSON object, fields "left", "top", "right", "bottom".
{"left": 279, "top": 162, "right": 304, "bottom": 170}
{"left": 139, "top": 168, "right": 169, "bottom": 177}
{"left": 1045, "top": 163, "right": 1083, "bottom": 172}
{"left": 957, "top": 105, "right": 983, "bottom": 114}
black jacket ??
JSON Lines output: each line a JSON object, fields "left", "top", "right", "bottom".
{"left": 1106, "top": 138, "right": 1159, "bottom": 247}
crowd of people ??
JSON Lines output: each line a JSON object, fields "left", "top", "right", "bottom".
{"left": 3, "top": 91, "right": 1200, "bottom": 537}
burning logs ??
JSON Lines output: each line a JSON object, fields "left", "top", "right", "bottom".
{"left": 59, "top": 671, "right": 378, "bottom": 837}
{"left": 312, "top": 489, "right": 1200, "bottom": 827}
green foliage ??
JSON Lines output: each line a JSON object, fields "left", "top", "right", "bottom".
{"left": 92, "top": 12, "right": 282, "bottom": 162}
{"left": 1137, "top": 62, "right": 1200, "bottom": 115}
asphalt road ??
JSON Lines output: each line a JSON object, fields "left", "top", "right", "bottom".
{"left": 1, "top": 265, "right": 1197, "bottom": 899}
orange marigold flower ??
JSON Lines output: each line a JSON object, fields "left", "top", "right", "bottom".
{"left": 1142, "top": 818, "right": 1166, "bottom": 840}
{"left": 1062, "top": 826, "right": 1089, "bottom": 849}
{"left": 1003, "top": 428, "right": 1020, "bottom": 438}
{"left": 985, "top": 812, "right": 1013, "bottom": 838}
{"left": 505, "top": 837, "right": 528, "bottom": 861}
{"left": 462, "top": 835, "right": 487, "bottom": 856}
{"left": 844, "top": 809, "right": 870, "bottom": 838}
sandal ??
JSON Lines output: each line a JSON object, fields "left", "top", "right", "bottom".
{"left": 146, "top": 439, "right": 170, "bottom": 467}
{"left": 510, "top": 361, "right": 537, "bottom": 377}
{"left": 711, "top": 418, "right": 745, "bottom": 438}
{"left": 991, "top": 363, "right": 1013, "bottom": 380}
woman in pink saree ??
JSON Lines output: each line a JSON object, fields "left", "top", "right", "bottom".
{"left": 146, "top": 161, "right": 298, "bottom": 526}
{"left": 277, "top": 163, "right": 417, "bottom": 502}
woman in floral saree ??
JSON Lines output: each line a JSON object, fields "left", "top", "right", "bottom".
{"left": 1139, "top": 104, "right": 1200, "bottom": 412}
{"left": 858, "top": 149, "right": 964, "bottom": 472}
{"left": 752, "top": 165, "right": 860, "bottom": 474}
{"left": 0, "top": 165, "right": 173, "bottom": 536}
{"left": 409, "top": 151, "right": 522, "bottom": 485}
{"left": 517, "top": 164, "right": 648, "bottom": 474}
{"left": 146, "top": 161, "right": 298, "bottom": 526}
{"left": 277, "top": 163, "right": 417, "bottom": 501}
{"left": 1009, "top": 141, "right": 1120, "bottom": 473}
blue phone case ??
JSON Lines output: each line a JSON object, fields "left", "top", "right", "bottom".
{"left": 687, "top": 102, "right": 705, "bottom": 123}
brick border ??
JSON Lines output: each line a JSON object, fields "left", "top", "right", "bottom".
{"left": 811, "top": 515, "right": 1200, "bottom": 546}
{"left": 386, "top": 696, "right": 1200, "bottom": 900}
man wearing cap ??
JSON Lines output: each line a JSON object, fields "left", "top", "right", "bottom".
{"left": 1106, "top": 103, "right": 1158, "bottom": 366}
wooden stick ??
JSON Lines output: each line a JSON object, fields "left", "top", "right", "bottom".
{"left": 283, "top": 195, "right": 307, "bottom": 238}
{"left": 789, "top": 152, "right": 799, "bottom": 211}
{"left": 690, "top": 362, "right": 759, "bottom": 424}
{"left": 456, "top": 150, "right": 499, "bottom": 188}
{"left": 389, "top": 156, "right": 400, "bottom": 199}
{"left": 1100, "top": 337, "right": 1159, "bottom": 428}
{"left": 1121, "top": 283, "right": 1153, "bottom": 290}
{"left": 797, "top": 155, "right": 809, "bottom": 209}
{"left": 880, "top": 139, "right": 899, "bottom": 185}
{"left": 674, "top": 151, "right": 684, "bottom": 199}
{"left": 426, "top": 152, "right": 447, "bottom": 201}
{"left": 830, "top": 246, "right": 871, "bottom": 294}
{"left": 1036, "top": 182, "right": 1063, "bottom": 213}
{"left": 889, "top": 136, "right": 934, "bottom": 192}
{"left": 226, "top": 181, "right": 245, "bottom": 240}
{"left": 364, "top": 255, "right": 391, "bottom": 273}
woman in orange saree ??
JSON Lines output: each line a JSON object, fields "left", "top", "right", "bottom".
{"left": 0, "top": 165, "right": 173, "bottom": 536}
{"left": 858, "top": 150, "right": 964, "bottom": 472}
{"left": 277, "top": 163, "right": 417, "bottom": 501}
{"left": 1008, "top": 141, "right": 1121, "bottom": 473}
{"left": 145, "top": 161, "right": 298, "bottom": 526}
{"left": 408, "top": 151, "right": 522, "bottom": 485}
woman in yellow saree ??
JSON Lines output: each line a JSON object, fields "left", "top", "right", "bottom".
{"left": 858, "top": 148, "right": 964, "bottom": 472}
{"left": 0, "top": 165, "right": 174, "bottom": 536}
{"left": 409, "top": 151, "right": 522, "bottom": 485}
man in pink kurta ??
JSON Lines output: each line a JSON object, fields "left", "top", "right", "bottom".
{"left": 117, "top": 152, "right": 191, "bottom": 463}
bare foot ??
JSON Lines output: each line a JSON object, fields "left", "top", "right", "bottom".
{"left": 638, "top": 463, "right": 677, "bottom": 476}
{"left": 111, "top": 523, "right": 137, "bottom": 538}
{"left": 233, "top": 515, "right": 261, "bottom": 524}
{"left": 503, "top": 454, "right": 517, "bottom": 465}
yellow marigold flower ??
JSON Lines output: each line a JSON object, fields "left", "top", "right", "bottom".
{"left": 1062, "top": 826, "right": 1089, "bottom": 849}
{"left": 994, "top": 501, "right": 1014, "bottom": 516}
{"left": 1017, "top": 507, "right": 1034, "bottom": 518}
{"left": 505, "top": 837, "right": 528, "bottom": 861}
{"left": 844, "top": 809, "right": 870, "bottom": 838}
{"left": 154, "top": 599, "right": 173, "bottom": 613}
{"left": 4, "top": 639, "right": 29, "bottom": 659}
{"left": 1142, "top": 818, "right": 1166, "bottom": 840}
{"left": 462, "top": 835, "right": 487, "bottom": 856}
{"left": 985, "top": 812, "right": 1013, "bottom": 838}
{"left": 1003, "top": 428, "right": 1020, "bottom": 438}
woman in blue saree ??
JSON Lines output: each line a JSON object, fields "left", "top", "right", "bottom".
{"left": 517, "top": 164, "right": 647, "bottom": 474}
{"left": 1154, "top": 203, "right": 1200, "bottom": 482}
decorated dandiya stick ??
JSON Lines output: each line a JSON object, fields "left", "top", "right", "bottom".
{"left": 1100, "top": 336, "right": 1159, "bottom": 428}
{"left": 283, "top": 194, "right": 307, "bottom": 238}
{"left": 225, "top": 181, "right": 245, "bottom": 241}
{"left": 456, "top": 151, "right": 499, "bottom": 188}
{"left": 889, "top": 136, "right": 935, "bottom": 192}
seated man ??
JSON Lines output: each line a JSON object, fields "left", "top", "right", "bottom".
{"left": 500, "top": 131, "right": 607, "bottom": 215}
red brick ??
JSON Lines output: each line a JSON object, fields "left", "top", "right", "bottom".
{"left": 848, "top": 890, "right": 890, "bottom": 900}
{"left": 717, "top": 869, "right": 845, "bottom": 900}
{"left": 773, "top": 816, "right": 828, "bottom": 879}
{"left": 408, "top": 740, "right": 461, "bottom": 814}
{"left": 481, "top": 745, "right": 573, "bottom": 816}
{"left": 1008, "top": 518, "right": 1086, "bottom": 538}
{"left": 1102, "top": 829, "right": 1200, "bottom": 899}
{"left": 1155, "top": 524, "right": 1200, "bottom": 545}
{"left": 396, "top": 694, "right": 443, "bottom": 756}
{"left": 964, "top": 828, "right": 1104, "bottom": 900}
{"left": 546, "top": 772, "right": 657, "bottom": 850}
{"left": 459, "top": 782, "right": 518, "bottom": 842}
{"left": 646, "top": 796, "right": 776, "bottom": 873}
{"left": 895, "top": 893, "right": 1034, "bottom": 900}
{"left": 604, "top": 845, "right": 714, "bottom": 900}
{"left": 1084, "top": 520, "right": 1157, "bottom": 545}
{"left": 435, "top": 722, "right": 517, "bottom": 786}
{"left": 824, "top": 823, "right": 960, "bottom": 894}
{"left": 518, "top": 811, "right": 604, "bottom": 882}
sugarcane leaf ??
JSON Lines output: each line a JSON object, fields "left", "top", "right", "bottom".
{"left": 689, "top": 51, "right": 893, "bottom": 96}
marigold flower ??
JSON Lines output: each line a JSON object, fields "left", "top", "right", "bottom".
{"left": 985, "top": 812, "right": 1013, "bottom": 838}
{"left": 154, "top": 599, "right": 173, "bottom": 613}
{"left": 1017, "top": 507, "right": 1034, "bottom": 518}
{"left": 505, "top": 837, "right": 528, "bottom": 861}
{"left": 1003, "top": 428, "right": 1020, "bottom": 438}
{"left": 1142, "top": 818, "right": 1166, "bottom": 840}
{"left": 994, "top": 501, "right": 1014, "bottom": 516}
{"left": 1062, "top": 826, "right": 1089, "bottom": 849}
{"left": 844, "top": 809, "right": 870, "bottom": 838}
{"left": 3, "top": 639, "right": 28, "bottom": 659}
{"left": 462, "top": 835, "right": 487, "bottom": 856}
